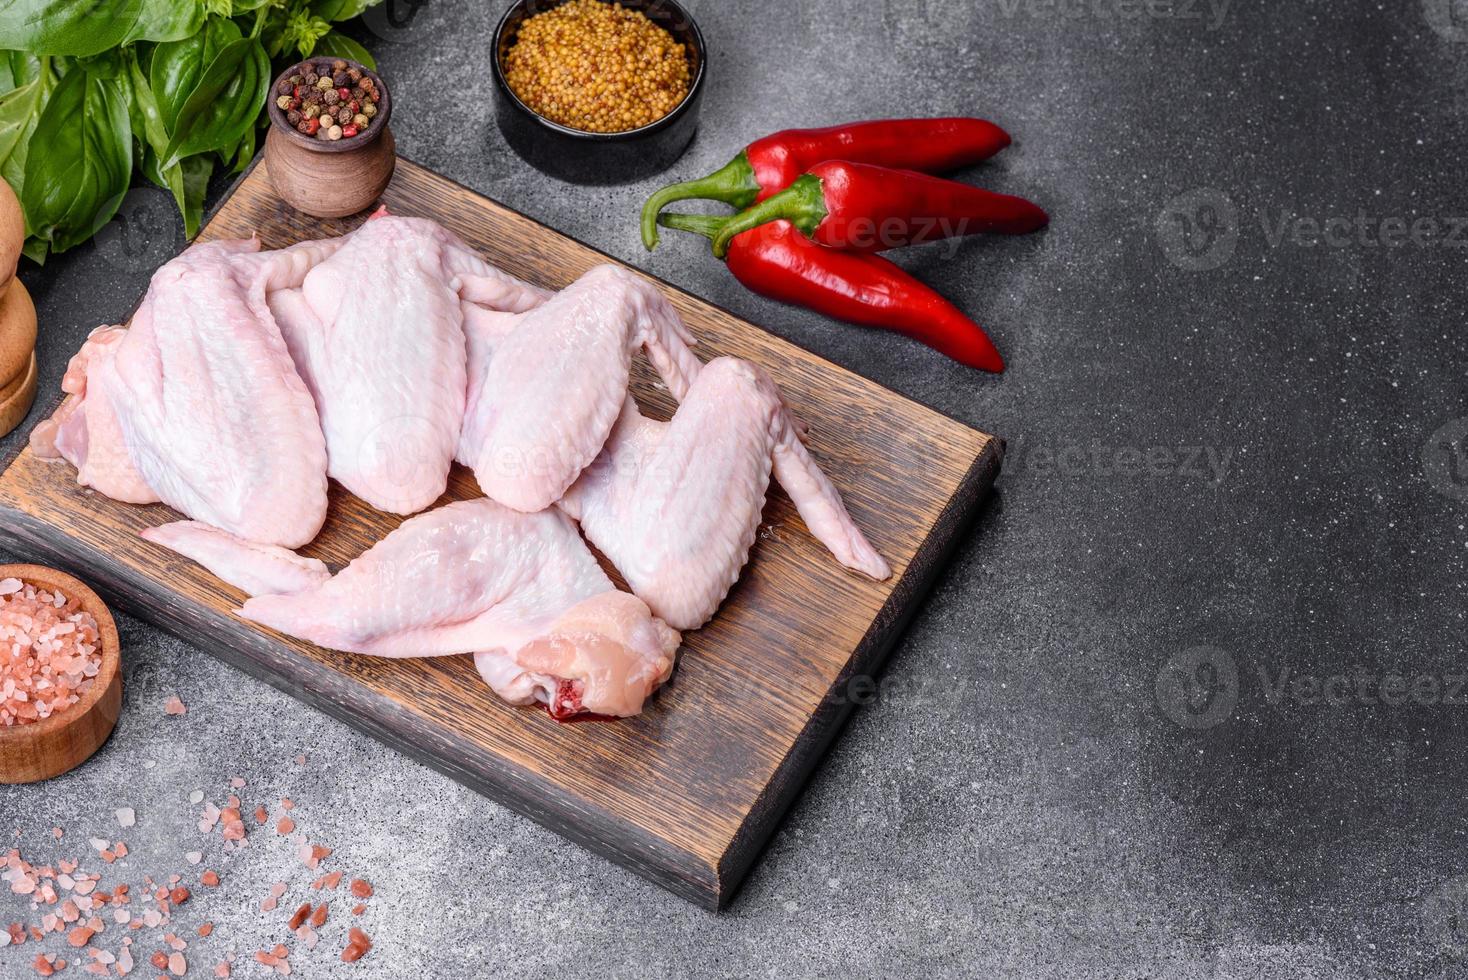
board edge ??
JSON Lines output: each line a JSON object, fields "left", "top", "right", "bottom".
{"left": 0, "top": 501, "right": 727, "bottom": 908}
{"left": 710, "top": 433, "right": 1004, "bottom": 908}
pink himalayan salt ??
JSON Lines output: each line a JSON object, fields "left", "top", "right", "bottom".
{"left": 0, "top": 580, "right": 101, "bottom": 726}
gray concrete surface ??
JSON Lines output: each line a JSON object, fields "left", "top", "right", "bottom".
{"left": 3, "top": 0, "right": 1467, "bottom": 976}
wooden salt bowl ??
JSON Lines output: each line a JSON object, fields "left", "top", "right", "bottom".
{"left": 0, "top": 564, "right": 122, "bottom": 783}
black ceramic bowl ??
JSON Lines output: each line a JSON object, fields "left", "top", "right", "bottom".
{"left": 491, "top": 0, "right": 707, "bottom": 184}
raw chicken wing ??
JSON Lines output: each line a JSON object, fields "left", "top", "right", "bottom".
{"left": 269, "top": 210, "right": 548, "bottom": 515}
{"left": 457, "top": 264, "right": 702, "bottom": 513}
{"left": 559, "top": 357, "right": 891, "bottom": 629}
{"left": 240, "top": 498, "right": 679, "bottom": 718}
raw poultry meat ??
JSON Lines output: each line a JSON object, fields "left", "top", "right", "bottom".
{"left": 140, "top": 521, "right": 330, "bottom": 598}
{"left": 240, "top": 497, "right": 680, "bottom": 718}
{"left": 457, "top": 263, "right": 703, "bottom": 513}
{"left": 32, "top": 237, "right": 337, "bottom": 547}
{"left": 268, "top": 210, "right": 549, "bottom": 515}
{"left": 559, "top": 357, "right": 891, "bottom": 629}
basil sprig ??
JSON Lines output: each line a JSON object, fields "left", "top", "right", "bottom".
{"left": 0, "top": 0, "right": 382, "bottom": 261}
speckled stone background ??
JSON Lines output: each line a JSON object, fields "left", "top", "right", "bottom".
{"left": 3, "top": 0, "right": 1466, "bottom": 976}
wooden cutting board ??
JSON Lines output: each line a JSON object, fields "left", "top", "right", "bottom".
{"left": 0, "top": 158, "right": 1001, "bottom": 908}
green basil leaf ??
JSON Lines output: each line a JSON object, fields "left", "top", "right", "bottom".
{"left": 125, "top": 0, "right": 206, "bottom": 44}
{"left": 220, "top": 118, "right": 256, "bottom": 173}
{"left": 0, "top": 50, "right": 37, "bottom": 93}
{"left": 313, "top": 0, "right": 376, "bottom": 22}
{"left": 150, "top": 15, "right": 241, "bottom": 133}
{"left": 0, "top": 0, "right": 199, "bottom": 54}
{"left": 177, "top": 154, "right": 212, "bottom": 238}
{"left": 21, "top": 63, "right": 132, "bottom": 253}
{"left": 160, "top": 35, "right": 268, "bottom": 167}
{"left": 21, "top": 234, "right": 47, "bottom": 264}
{"left": 0, "top": 54, "right": 55, "bottom": 201}
{"left": 0, "top": 0, "right": 140, "bottom": 56}
{"left": 313, "top": 31, "right": 375, "bottom": 69}
{"left": 125, "top": 50, "right": 198, "bottom": 235}
{"left": 281, "top": 7, "right": 332, "bottom": 58}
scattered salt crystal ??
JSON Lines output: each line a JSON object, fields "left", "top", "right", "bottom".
{"left": 163, "top": 696, "right": 187, "bottom": 716}
{"left": 115, "top": 808, "right": 135, "bottom": 828}
{"left": 88, "top": 839, "right": 108, "bottom": 853}
{"left": 228, "top": 777, "right": 244, "bottom": 789}
{"left": 188, "top": 791, "right": 203, "bottom": 805}
{"left": 168, "top": 951, "right": 186, "bottom": 976}
{"left": 185, "top": 852, "right": 202, "bottom": 866}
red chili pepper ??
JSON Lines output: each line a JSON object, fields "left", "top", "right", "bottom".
{"left": 709, "top": 160, "right": 1047, "bottom": 258}
{"left": 640, "top": 117, "right": 1011, "bottom": 249}
{"left": 659, "top": 212, "right": 1004, "bottom": 372}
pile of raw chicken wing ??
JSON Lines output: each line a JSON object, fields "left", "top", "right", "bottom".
{"left": 31, "top": 210, "right": 890, "bottom": 719}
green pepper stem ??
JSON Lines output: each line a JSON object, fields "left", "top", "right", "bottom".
{"left": 709, "top": 174, "right": 826, "bottom": 259}
{"left": 656, "top": 211, "right": 733, "bottom": 243}
{"left": 639, "top": 151, "right": 762, "bottom": 251}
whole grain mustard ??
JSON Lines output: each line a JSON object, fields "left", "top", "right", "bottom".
{"left": 504, "top": 0, "right": 692, "bottom": 134}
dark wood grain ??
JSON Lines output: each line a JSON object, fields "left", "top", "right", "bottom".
{"left": 0, "top": 158, "right": 1002, "bottom": 908}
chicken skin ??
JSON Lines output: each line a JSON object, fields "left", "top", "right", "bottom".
{"left": 457, "top": 264, "right": 702, "bottom": 513}
{"left": 32, "top": 237, "right": 337, "bottom": 547}
{"left": 240, "top": 498, "right": 680, "bottom": 718}
{"left": 269, "top": 210, "right": 548, "bottom": 515}
{"left": 559, "top": 357, "right": 891, "bottom": 630}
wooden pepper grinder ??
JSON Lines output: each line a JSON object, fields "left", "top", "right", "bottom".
{"left": 0, "top": 176, "right": 35, "bottom": 440}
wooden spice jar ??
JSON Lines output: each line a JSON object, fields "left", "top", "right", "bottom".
{"left": 0, "top": 565, "right": 122, "bottom": 784}
{"left": 263, "top": 57, "right": 395, "bottom": 219}
{"left": 0, "top": 176, "right": 35, "bottom": 440}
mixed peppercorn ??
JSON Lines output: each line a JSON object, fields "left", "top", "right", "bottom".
{"left": 503, "top": 0, "right": 691, "bottom": 134}
{"left": 275, "top": 59, "right": 382, "bottom": 142}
